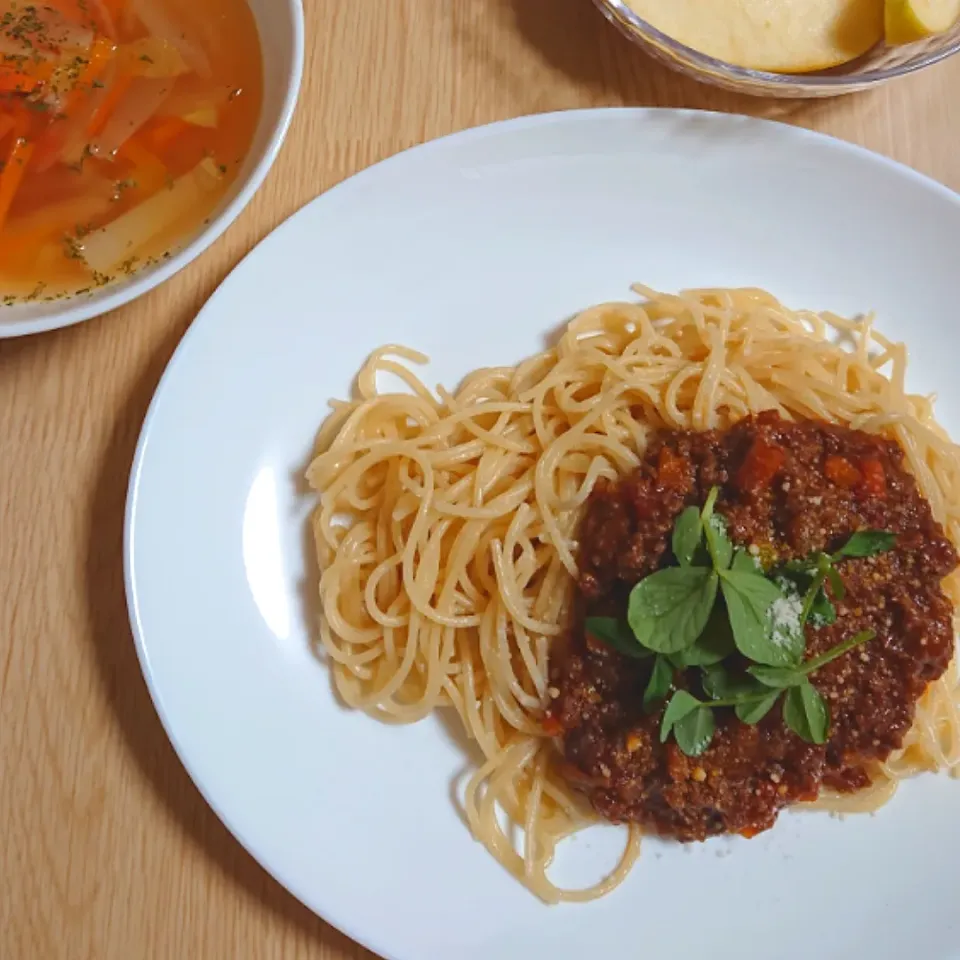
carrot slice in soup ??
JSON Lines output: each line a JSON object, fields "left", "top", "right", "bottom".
{"left": 0, "top": 57, "right": 56, "bottom": 95}
{"left": 0, "top": 70, "right": 41, "bottom": 95}
{"left": 144, "top": 114, "right": 188, "bottom": 149}
{"left": 91, "top": 76, "right": 172, "bottom": 157}
{"left": 31, "top": 37, "right": 116, "bottom": 172}
{"left": 82, "top": 36, "right": 119, "bottom": 81}
{"left": 0, "top": 131, "right": 36, "bottom": 233}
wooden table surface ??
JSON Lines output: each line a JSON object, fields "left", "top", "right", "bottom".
{"left": 3, "top": 2, "right": 960, "bottom": 957}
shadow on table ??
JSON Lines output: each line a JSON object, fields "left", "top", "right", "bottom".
{"left": 81, "top": 306, "right": 377, "bottom": 959}
{"left": 454, "top": 0, "right": 845, "bottom": 124}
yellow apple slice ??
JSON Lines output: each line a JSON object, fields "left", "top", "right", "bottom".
{"left": 885, "top": 0, "right": 960, "bottom": 43}
{"left": 623, "top": 0, "right": 884, "bottom": 73}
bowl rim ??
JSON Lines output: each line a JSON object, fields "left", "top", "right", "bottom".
{"left": 0, "top": 0, "right": 306, "bottom": 340}
{"left": 594, "top": 0, "right": 960, "bottom": 88}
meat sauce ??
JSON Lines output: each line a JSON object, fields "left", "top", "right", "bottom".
{"left": 547, "top": 411, "right": 958, "bottom": 841}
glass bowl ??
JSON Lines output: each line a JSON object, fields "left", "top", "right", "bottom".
{"left": 593, "top": 0, "right": 960, "bottom": 97}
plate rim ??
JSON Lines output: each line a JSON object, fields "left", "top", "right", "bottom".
{"left": 123, "top": 106, "right": 960, "bottom": 960}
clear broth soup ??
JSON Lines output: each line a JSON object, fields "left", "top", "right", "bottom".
{"left": 0, "top": 0, "right": 263, "bottom": 302}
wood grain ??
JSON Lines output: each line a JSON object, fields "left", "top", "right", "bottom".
{"left": 1, "top": 1, "right": 958, "bottom": 957}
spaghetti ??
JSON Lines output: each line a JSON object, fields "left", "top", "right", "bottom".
{"left": 307, "top": 285, "right": 960, "bottom": 903}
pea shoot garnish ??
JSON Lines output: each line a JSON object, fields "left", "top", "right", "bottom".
{"left": 584, "top": 488, "right": 895, "bottom": 756}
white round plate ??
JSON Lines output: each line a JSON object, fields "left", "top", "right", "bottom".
{"left": 126, "top": 109, "right": 960, "bottom": 960}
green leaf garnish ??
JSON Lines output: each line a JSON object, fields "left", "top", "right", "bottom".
{"left": 826, "top": 565, "right": 846, "bottom": 602}
{"left": 660, "top": 690, "right": 702, "bottom": 743}
{"left": 735, "top": 691, "right": 781, "bottom": 724}
{"left": 777, "top": 529, "right": 894, "bottom": 635}
{"left": 719, "top": 568, "right": 795, "bottom": 666}
{"left": 801, "top": 553, "right": 834, "bottom": 621}
{"left": 668, "top": 606, "right": 736, "bottom": 667}
{"left": 701, "top": 663, "right": 760, "bottom": 701}
{"left": 700, "top": 486, "right": 720, "bottom": 524}
{"left": 768, "top": 595, "right": 806, "bottom": 664}
{"left": 627, "top": 566, "right": 718, "bottom": 654}
{"left": 592, "top": 485, "right": 890, "bottom": 756}
{"left": 661, "top": 630, "right": 875, "bottom": 753}
{"left": 584, "top": 617, "right": 652, "bottom": 659}
{"left": 673, "top": 706, "right": 715, "bottom": 757}
{"left": 750, "top": 630, "right": 875, "bottom": 685}
{"left": 779, "top": 567, "right": 836, "bottom": 628}
{"left": 704, "top": 513, "right": 734, "bottom": 571}
{"left": 672, "top": 505, "right": 703, "bottom": 567}
{"left": 783, "top": 680, "right": 829, "bottom": 744}
{"left": 747, "top": 664, "right": 805, "bottom": 688}
{"left": 700, "top": 665, "right": 777, "bottom": 716}
{"left": 809, "top": 590, "right": 837, "bottom": 626}
{"left": 801, "top": 629, "right": 875, "bottom": 673}
{"left": 833, "top": 530, "right": 896, "bottom": 559}
{"left": 643, "top": 656, "right": 674, "bottom": 713}
{"left": 731, "top": 549, "right": 761, "bottom": 574}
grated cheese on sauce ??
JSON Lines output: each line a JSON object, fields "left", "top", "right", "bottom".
{"left": 768, "top": 594, "right": 803, "bottom": 648}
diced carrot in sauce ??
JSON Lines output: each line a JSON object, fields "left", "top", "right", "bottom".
{"left": 859, "top": 458, "right": 886, "bottom": 498}
{"left": 825, "top": 455, "right": 861, "bottom": 489}
{"left": 657, "top": 446, "right": 688, "bottom": 489}
{"left": 739, "top": 826, "right": 763, "bottom": 839}
{"left": 542, "top": 715, "right": 563, "bottom": 737}
{"left": 736, "top": 438, "right": 785, "bottom": 491}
